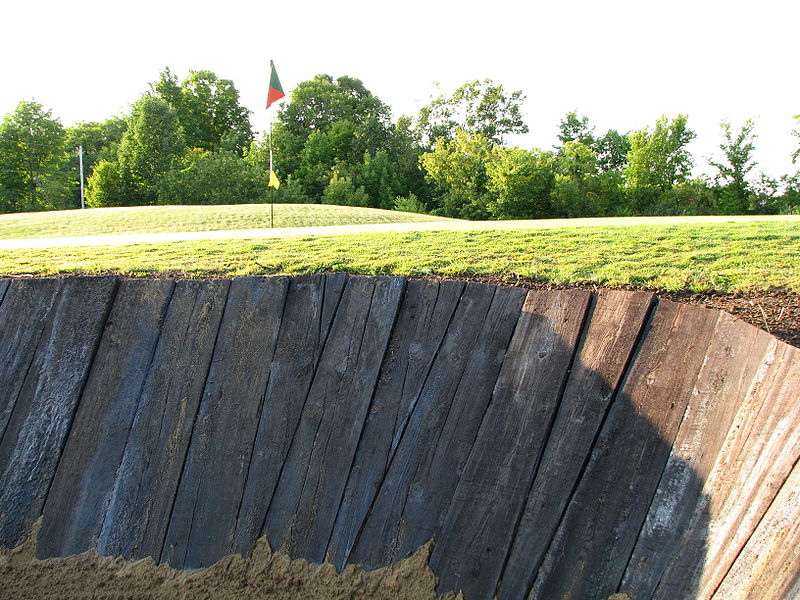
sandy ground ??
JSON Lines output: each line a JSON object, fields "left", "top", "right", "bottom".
{"left": 1, "top": 215, "right": 797, "bottom": 250}
{"left": 0, "top": 521, "right": 461, "bottom": 600}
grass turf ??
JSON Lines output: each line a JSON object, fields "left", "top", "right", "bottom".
{"left": 1, "top": 221, "right": 798, "bottom": 293}
{"left": 0, "top": 204, "right": 453, "bottom": 239}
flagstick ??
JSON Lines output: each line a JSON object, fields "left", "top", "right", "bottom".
{"left": 269, "top": 119, "right": 274, "bottom": 228}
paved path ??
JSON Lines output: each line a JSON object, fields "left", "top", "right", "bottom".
{"left": 1, "top": 215, "right": 797, "bottom": 250}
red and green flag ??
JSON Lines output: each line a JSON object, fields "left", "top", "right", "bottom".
{"left": 266, "top": 60, "right": 285, "bottom": 109}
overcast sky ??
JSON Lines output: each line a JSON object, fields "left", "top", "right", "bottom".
{"left": 2, "top": 0, "right": 797, "bottom": 180}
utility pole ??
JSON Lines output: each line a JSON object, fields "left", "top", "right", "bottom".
{"left": 78, "top": 145, "right": 85, "bottom": 209}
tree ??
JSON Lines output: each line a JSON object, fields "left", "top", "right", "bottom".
{"left": 486, "top": 147, "right": 555, "bottom": 219}
{"left": 153, "top": 68, "right": 253, "bottom": 153}
{"left": 593, "top": 129, "right": 630, "bottom": 173}
{"left": 62, "top": 117, "right": 127, "bottom": 207}
{"left": 157, "top": 149, "right": 267, "bottom": 205}
{"left": 0, "top": 101, "right": 71, "bottom": 212}
{"left": 557, "top": 111, "right": 595, "bottom": 146}
{"left": 88, "top": 95, "right": 186, "bottom": 207}
{"left": 709, "top": 119, "right": 758, "bottom": 214}
{"left": 415, "top": 79, "right": 528, "bottom": 148}
{"left": 791, "top": 114, "right": 800, "bottom": 165}
{"left": 624, "top": 115, "right": 696, "bottom": 212}
{"left": 418, "top": 130, "right": 494, "bottom": 219}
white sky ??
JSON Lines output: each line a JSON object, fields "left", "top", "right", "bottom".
{"left": 2, "top": 0, "right": 798, "bottom": 180}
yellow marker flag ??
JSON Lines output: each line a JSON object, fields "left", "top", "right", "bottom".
{"left": 268, "top": 170, "right": 280, "bottom": 190}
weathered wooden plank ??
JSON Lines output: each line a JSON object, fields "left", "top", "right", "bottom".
{"left": 36, "top": 279, "right": 175, "bottom": 558}
{"left": 160, "top": 276, "right": 288, "bottom": 569}
{"left": 94, "top": 279, "right": 230, "bottom": 560}
{"left": 529, "top": 299, "right": 719, "bottom": 600}
{"left": 619, "top": 314, "right": 774, "bottom": 600}
{"left": 261, "top": 276, "right": 406, "bottom": 564}
{"left": 349, "top": 283, "right": 527, "bottom": 571}
{"left": 326, "top": 279, "right": 465, "bottom": 570}
{"left": 0, "top": 277, "right": 118, "bottom": 547}
{"left": 494, "top": 289, "right": 655, "bottom": 600}
{"left": 431, "top": 289, "right": 593, "bottom": 600}
{"left": 0, "top": 279, "right": 9, "bottom": 305}
{"left": 652, "top": 339, "right": 800, "bottom": 600}
{"left": 711, "top": 453, "right": 800, "bottom": 600}
{"left": 0, "top": 279, "right": 61, "bottom": 445}
{"left": 231, "top": 274, "right": 347, "bottom": 557}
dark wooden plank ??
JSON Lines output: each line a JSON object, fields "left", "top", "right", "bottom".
{"left": 711, "top": 450, "right": 800, "bottom": 600}
{"left": 261, "top": 276, "right": 406, "bottom": 564}
{"left": 0, "top": 279, "right": 61, "bottom": 445}
{"left": 619, "top": 314, "right": 774, "bottom": 600}
{"left": 0, "top": 277, "right": 118, "bottom": 547}
{"left": 326, "top": 279, "right": 465, "bottom": 570}
{"left": 652, "top": 339, "right": 800, "bottom": 600}
{"left": 430, "top": 289, "right": 592, "bottom": 600}
{"left": 348, "top": 283, "right": 527, "bottom": 571}
{"left": 94, "top": 279, "right": 230, "bottom": 560}
{"left": 0, "top": 279, "right": 9, "bottom": 305}
{"left": 529, "top": 299, "right": 719, "bottom": 600}
{"left": 36, "top": 279, "right": 175, "bottom": 558}
{"left": 487, "top": 290, "right": 654, "bottom": 600}
{"left": 159, "top": 276, "right": 289, "bottom": 569}
{"left": 231, "top": 274, "right": 347, "bottom": 557}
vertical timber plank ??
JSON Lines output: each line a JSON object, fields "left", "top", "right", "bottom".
{"left": 261, "top": 276, "right": 406, "bottom": 564}
{"left": 231, "top": 274, "right": 346, "bottom": 557}
{"left": 96, "top": 279, "right": 230, "bottom": 560}
{"left": 349, "top": 283, "right": 526, "bottom": 571}
{"left": 620, "top": 314, "right": 774, "bottom": 599}
{"left": 326, "top": 279, "right": 465, "bottom": 570}
{"left": 0, "top": 279, "right": 9, "bottom": 305}
{"left": 497, "top": 289, "right": 654, "bottom": 600}
{"left": 529, "top": 300, "right": 719, "bottom": 600}
{"left": 0, "top": 277, "right": 117, "bottom": 547}
{"left": 160, "top": 276, "right": 288, "bottom": 569}
{"left": 653, "top": 339, "right": 800, "bottom": 600}
{"left": 36, "top": 279, "right": 175, "bottom": 558}
{"left": 430, "top": 289, "right": 592, "bottom": 600}
{"left": 0, "top": 279, "right": 60, "bottom": 445}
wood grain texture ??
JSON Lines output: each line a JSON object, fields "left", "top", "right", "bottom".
{"left": 430, "top": 289, "right": 593, "bottom": 600}
{"left": 37, "top": 279, "right": 175, "bottom": 558}
{"left": 160, "top": 277, "right": 289, "bottom": 569}
{"left": 326, "top": 279, "right": 465, "bottom": 571}
{"left": 349, "top": 283, "right": 527, "bottom": 571}
{"left": 261, "top": 276, "right": 406, "bottom": 564}
{"left": 231, "top": 274, "right": 346, "bottom": 558}
{"left": 620, "top": 314, "right": 774, "bottom": 600}
{"left": 529, "top": 299, "right": 719, "bottom": 600}
{"left": 0, "top": 277, "right": 117, "bottom": 547}
{"left": 96, "top": 279, "right": 230, "bottom": 560}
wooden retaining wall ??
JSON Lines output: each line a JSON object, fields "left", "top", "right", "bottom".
{"left": 0, "top": 275, "right": 798, "bottom": 600}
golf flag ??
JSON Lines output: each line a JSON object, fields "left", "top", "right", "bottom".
{"left": 266, "top": 61, "right": 285, "bottom": 109}
{"left": 268, "top": 170, "right": 281, "bottom": 189}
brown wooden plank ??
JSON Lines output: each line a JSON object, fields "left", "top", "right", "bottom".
{"left": 430, "top": 289, "right": 593, "bottom": 600}
{"left": 619, "top": 314, "right": 774, "bottom": 599}
{"left": 711, "top": 453, "right": 800, "bottom": 600}
{"left": 36, "top": 280, "right": 175, "bottom": 558}
{"left": 0, "top": 279, "right": 61, "bottom": 445}
{"left": 231, "top": 274, "right": 347, "bottom": 558}
{"left": 261, "top": 276, "right": 406, "bottom": 564}
{"left": 94, "top": 279, "right": 230, "bottom": 560}
{"left": 529, "top": 299, "right": 719, "bottom": 600}
{"left": 652, "top": 339, "right": 800, "bottom": 600}
{"left": 0, "top": 277, "right": 118, "bottom": 547}
{"left": 326, "top": 279, "right": 465, "bottom": 570}
{"left": 160, "top": 276, "right": 288, "bottom": 569}
{"left": 348, "top": 283, "right": 527, "bottom": 571}
{"left": 496, "top": 289, "right": 655, "bottom": 600}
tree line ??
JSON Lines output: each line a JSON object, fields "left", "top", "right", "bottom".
{"left": 1, "top": 69, "right": 798, "bottom": 217}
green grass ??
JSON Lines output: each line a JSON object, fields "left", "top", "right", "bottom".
{"left": 2, "top": 221, "right": 798, "bottom": 293}
{"left": 0, "top": 204, "right": 453, "bottom": 239}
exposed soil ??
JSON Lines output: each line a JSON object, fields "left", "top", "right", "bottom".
{"left": 432, "top": 274, "right": 800, "bottom": 349}
{"left": 0, "top": 521, "right": 461, "bottom": 600}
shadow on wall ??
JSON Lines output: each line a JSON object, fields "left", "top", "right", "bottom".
{"left": 0, "top": 275, "right": 798, "bottom": 600}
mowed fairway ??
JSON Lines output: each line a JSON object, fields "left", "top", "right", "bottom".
{"left": 0, "top": 205, "right": 798, "bottom": 293}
